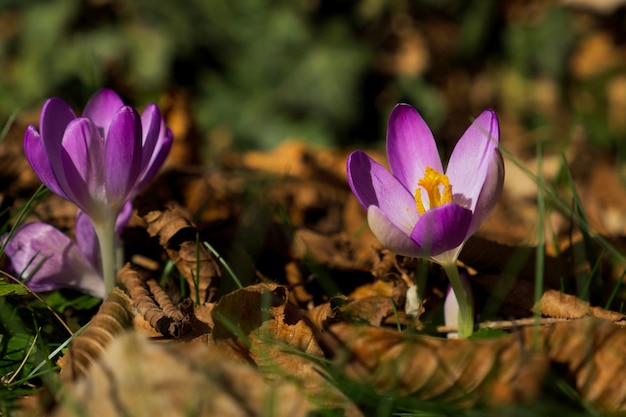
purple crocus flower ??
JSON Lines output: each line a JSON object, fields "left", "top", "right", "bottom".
{"left": 346, "top": 104, "right": 504, "bottom": 337}
{"left": 347, "top": 103, "right": 503, "bottom": 265}
{"left": 24, "top": 89, "right": 172, "bottom": 222}
{"left": 23, "top": 88, "right": 173, "bottom": 295}
{"left": 2, "top": 204, "right": 131, "bottom": 298}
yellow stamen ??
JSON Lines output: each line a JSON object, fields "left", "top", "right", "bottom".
{"left": 415, "top": 188, "right": 425, "bottom": 214}
{"left": 414, "top": 167, "right": 452, "bottom": 215}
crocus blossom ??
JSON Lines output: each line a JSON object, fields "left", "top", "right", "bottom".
{"left": 2, "top": 204, "right": 131, "bottom": 298}
{"left": 346, "top": 103, "right": 504, "bottom": 337}
{"left": 23, "top": 88, "right": 173, "bottom": 295}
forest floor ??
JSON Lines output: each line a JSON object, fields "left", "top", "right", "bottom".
{"left": 3, "top": 101, "right": 626, "bottom": 416}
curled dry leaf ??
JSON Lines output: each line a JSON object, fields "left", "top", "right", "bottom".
{"left": 536, "top": 289, "right": 590, "bottom": 319}
{"left": 117, "top": 263, "right": 190, "bottom": 338}
{"left": 49, "top": 332, "right": 317, "bottom": 417}
{"left": 144, "top": 205, "right": 221, "bottom": 304}
{"left": 326, "top": 322, "right": 548, "bottom": 408}
{"left": 60, "top": 288, "right": 134, "bottom": 382}
{"left": 327, "top": 317, "right": 626, "bottom": 412}
{"left": 538, "top": 317, "right": 626, "bottom": 411}
{"left": 535, "top": 289, "right": 626, "bottom": 322}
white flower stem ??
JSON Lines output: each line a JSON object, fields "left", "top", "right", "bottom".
{"left": 441, "top": 262, "right": 473, "bottom": 338}
{"left": 93, "top": 218, "right": 117, "bottom": 296}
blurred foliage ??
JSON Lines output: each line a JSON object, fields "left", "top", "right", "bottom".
{"left": 1, "top": 0, "right": 626, "bottom": 162}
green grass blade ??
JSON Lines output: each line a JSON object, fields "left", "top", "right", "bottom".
{"left": 500, "top": 145, "right": 626, "bottom": 266}
{"left": 560, "top": 153, "right": 600, "bottom": 290}
{"left": 204, "top": 241, "right": 243, "bottom": 289}
{"left": 605, "top": 268, "right": 626, "bottom": 310}
{"left": 533, "top": 141, "right": 546, "bottom": 346}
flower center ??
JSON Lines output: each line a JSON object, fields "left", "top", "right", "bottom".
{"left": 415, "top": 167, "right": 452, "bottom": 215}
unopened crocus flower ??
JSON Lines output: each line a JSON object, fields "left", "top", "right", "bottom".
{"left": 347, "top": 104, "right": 504, "bottom": 337}
{"left": 2, "top": 205, "right": 131, "bottom": 298}
{"left": 23, "top": 89, "right": 173, "bottom": 295}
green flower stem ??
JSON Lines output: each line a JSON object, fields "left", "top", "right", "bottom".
{"left": 441, "top": 262, "right": 473, "bottom": 338}
{"left": 93, "top": 218, "right": 117, "bottom": 296}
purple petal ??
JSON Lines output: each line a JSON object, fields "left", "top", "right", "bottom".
{"left": 466, "top": 148, "right": 504, "bottom": 237}
{"left": 82, "top": 88, "right": 124, "bottom": 138}
{"left": 115, "top": 200, "right": 133, "bottom": 234}
{"left": 40, "top": 97, "right": 76, "bottom": 154}
{"left": 24, "top": 126, "right": 68, "bottom": 199}
{"left": 60, "top": 118, "right": 105, "bottom": 212}
{"left": 445, "top": 110, "right": 500, "bottom": 214}
{"left": 386, "top": 104, "right": 443, "bottom": 192}
{"left": 75, "top": 201, "right": 133, "bottom": 273}
{"left": 139, "top": 103, "right": 162, "bottom": 171}
{"left": 410, "top": 203, "right": 472, "bottom": 257}
{"left": 3, "top": 222, "right": 104, "bottom": 298}
{"left": 104, "top": 107, "right": 142, "bottom": 208}
{"left": 39, "top": 98, "right": 77, "bottom": 199}
{"left": 367, "top": 206, "right": 425, "bottom": 257}
{"left": 75, "top": 210, "right": 100, "bottom": 273}
{"left": 347, "top": 151, "right": 419, "bottom": 231}
{"left": 135, "top": 126, "right": 173, "bottom": 192}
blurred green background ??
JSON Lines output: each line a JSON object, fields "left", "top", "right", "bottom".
{"left": 1, "top": 0, "right": 626, "bottom": 163}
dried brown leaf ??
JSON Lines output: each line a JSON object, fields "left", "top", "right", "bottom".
{"left": 535, "top": 289, "right": 626, "bottom": 322}
{"left": 589, "top": 306, "right": 626, "bottom": 322}
{"left": 160, "top": 89, "right": 199, "bottom": 166}
{"left": 117, "top": 263, "right": 190, "bottom": 338}
{"left": 50, "top": 332, "right": 317, "bottom": 417}
{"left": 349, "top": 277, "right": 407, "bottom": 303}
{"left": 240, "top": 140, "right": 350, "bottom": 184}
{"left": 337, "top": 296, "right": 398, "bottom": 327}
{"left": 284, "top": 261, "right": 313, "bottom": 305}
{"left": 370, "top": 249, "right": 400, "bottom": 280}
{"left": 211, "top": 282, "right": 322, "bottom": 356}
{"left": 539, "top": 318, "right": 626, "bottom": 411}
{"left": 291, "top": 228, "right": 377, "bottom": 271}
{"left": 536, "top": 289, "right": 590, "bottom": 319}
{"left": 144, "top": 205, "right": 220, "bottom": 304}
{"left": 326, "top": 322, "right": 548, "bottom": 408}
{"left": 209, "top": 283, "right": 357, "bottom": 410}
{"left": 306, "top": 300, "right": 337, "bottom": 330}
{"left": 327, "top": 317, "right": 626, "bottom": 412}
{"left": 60, "top": 288, "right": 134, "bottom": 382}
